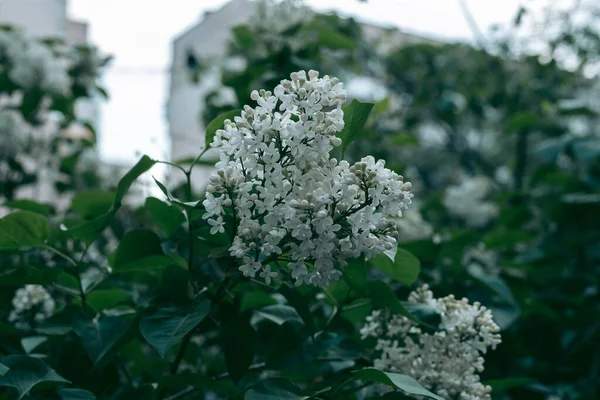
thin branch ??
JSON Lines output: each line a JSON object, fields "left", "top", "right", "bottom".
{"left": 170, "top": 331, "right": 193, "bottom": 375}
{"left": 44, "top": 246, "right": 76, "bottom": 267}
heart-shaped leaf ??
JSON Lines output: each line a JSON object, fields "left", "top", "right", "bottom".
{"left": 139, "top": 297, "right": 211, "bottom": 357}
{"left": 0, "top": 355, "right": 69, "bottom": 399}
{"left": 0, "top": 211, "right": 49, "bottom": 250}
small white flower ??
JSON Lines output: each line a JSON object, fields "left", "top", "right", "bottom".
{"left": 207, "top": 216, "right": 226, "bottom": 235}
{"left": 259, "top": 265, "right": 278, "bottom": 285}
{"left": 239, "top": 257, "right": 262, "bottom": 278}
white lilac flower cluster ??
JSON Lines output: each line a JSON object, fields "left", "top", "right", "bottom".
{"left": 203, "top": 70, "right": 413, "bottom": 287}
{"left": 443, "top": 175, "right": 498, "bottom": 228}
{"left": 0, "top": 27, "right": 105, "bottom": 99}
{"left": 361, "top": 285, "right": 501, "bottom": 400}
{"left": 0, "top": 28, "right": 70, "bottom": 95}
{"left": 8, "top": 284, "right": 56, "bottom": 329}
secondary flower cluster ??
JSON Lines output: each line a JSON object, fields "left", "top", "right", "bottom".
{"left": 361, "top": 285, "right": 501, "bottom": 400}
{"left": 9, "top": 284, "right": 56, "bottom": 330}
{"left": 203, "top": 70, "right": 413, "bottom": 287}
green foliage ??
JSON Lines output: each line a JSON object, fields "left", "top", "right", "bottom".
{"left": 353, "top": 369, "right": 443, "bottom": 400}
{"left": 338, "top": 99, "right": 374, "bottom": 155}
{"left": 370, "top": 248, "right": 421, "bottom": 286}
{"left": 0, "top": 355, "right": 69, "bottom": 399}
{"left": 139, "top": 298, "right": 211, "bottom": 357}
{"left": 0, "top": 211, "right": 49, "bottom": 250}
{"left": 112, "top": 229, "right": 175, "bottom": 272}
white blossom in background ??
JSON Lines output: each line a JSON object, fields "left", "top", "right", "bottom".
{"left": 462, "top": 243, "right": 499, "bottom": 275}
{"left": 444, "top": 175, "right": 498, "bottom": 228}
{"left": 203, "top": 70, "right": 413, "bottom": 287}
{"left": 8, "top": 284, "right": 56, "bottom": 329}
{"left": 361, "top": 285, "right": 501, "bottom": 400}
{"left": 0, "top": 109, "right": 26, "bottom": 158}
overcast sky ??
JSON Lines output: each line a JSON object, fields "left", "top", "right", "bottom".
{"left": 67, "top": 0, "right": 525, "bottom": 165}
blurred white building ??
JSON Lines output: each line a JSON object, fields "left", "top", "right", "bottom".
{"left": 166, "top": 0, "right": 435, "bottom": 190}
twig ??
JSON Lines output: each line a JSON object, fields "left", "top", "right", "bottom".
{"left": 170, "top": 332, "right": 193, "bottom": 375}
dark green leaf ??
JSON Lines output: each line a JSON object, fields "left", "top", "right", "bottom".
{"left": 338, "top": 99, "right": 374, "bottom": 154}
{"left": 241, "top": 292, "right": 278, "bottom": 312}
{"left": 112, "top": 229, "right": 174, "bottom": 272}
{"left": 371, "top": 248, "right": 421, "bottom": 285}
{"left": 139, "top": 297, "right": 211, "bottom": 357}
{"left": 0, "top": 211, "right": 50, "bottom": 250}
{"left": 222, "top": 314, "right": 256, "bottom": 383}
{"left": 280, "top": 285, "right": 316, "bottom": 334}
{"left": 205, "top": 109, "right": 242, "bottom": 149}
{"left": 353, "top": 368, "right": 443, "bottom": 400}
{"left": 144, "top": 197, "right": 186, "bottom": 237}
{"left": 0, "top": 355, "right": 69, "bottom": 400}
{"left": 86, "top": 289, "right": 131, "bottom": 312}
{"left": 367, "top": 281, "right": 427, "bottom": 327}
{"left": 74, "top": 315, "right": 135, "bottom": 367}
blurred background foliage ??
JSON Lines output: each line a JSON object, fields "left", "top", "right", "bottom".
{"left": 196, "top": 1, "right": 600, "bottom": 398}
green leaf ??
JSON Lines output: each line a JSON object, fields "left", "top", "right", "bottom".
{"left": 139, "top": 297, "right": 211, "bottom": 357}
{"left": 74, "top": 315, "right": 135, "bottom": 367}
{"left": 144, "top": 197, "right": 186, "bottom": 237}
{"left": 58, "top": 388, "right": 97, "bottom": 400}
{"left": 304, "top": 20, "right": 356, "bottom": 50}
{"left": 252, "top": 304, "right": 303, "bottom": 326}
{"left": 86, "top": 289, "right": 131, "bottom": 312}
{"left": 0, "top": 211, "right": 50, "bottom": 250}
{"left": 244, "top": 378, "right": 310, "bottom": 400}
{"left": 241, "top": 292, "right": 278, "bottom": 312}
{"left": 353, "top": 368, "right": 443, "bottom": 400}
{"left": 232, "top": 25, "right": 254, "bottom": 49}
{"left": 65, "top": 155, "right": 156, "bottom": 242}
{"left": 280, "top": 285, "right": 316, "bottom": 334}
{"left": 338, "top": 99, "right": 374, "bottom": 154}
{"left": 371, "top": 248, "right": 421, "bottom": 285}
{"left": 114, "top": 155, "right": 156, "bottom": 206}
{"left": 205, "top": 109, "right": 242, "bottom": 149}
{"left": 71, "top": 190, "right": 115, "bottom": 219}
{"left": 112, "top": 229, "right": 174, "bottom": 272}
{"left": 367, "top": 281, "right": 426, "bottom": 327}
{"left": 20, "top": 336, "right": 47, "bottom": 354}
{"left": 3, "top": 200, "right": 53, "bottom": 216}
{"left": 0, "top": 363, "right": 8, "bottom": 376}
{"left": 152, "top": 176, "right": 202, "bottom": 210}
{"left": 222, "top": 314, "right": 256, "bottom": 383}
{"left": 0, "top": 355, "right": 69, "bottom": 400}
